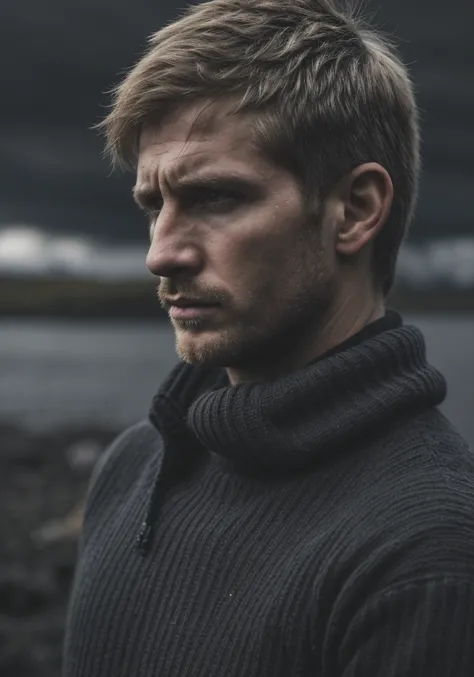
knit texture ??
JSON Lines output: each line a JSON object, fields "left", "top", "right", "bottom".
{"left": 64, "top": 318, "right": 474, "bottom": 676}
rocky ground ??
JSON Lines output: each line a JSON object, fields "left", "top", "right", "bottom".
{"left": 0, "top": 422, "right": 118, "bottom": 677}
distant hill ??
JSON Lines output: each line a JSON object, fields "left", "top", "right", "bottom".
{"left": 0, "top": 0, "right": 472, "bottom": 243}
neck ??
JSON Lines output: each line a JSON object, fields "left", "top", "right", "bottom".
{"left": 178, "top": 318, "right": 447, "bottom": 474}
{"left": 226, "top": 295, "right": 385, "bottom": 385}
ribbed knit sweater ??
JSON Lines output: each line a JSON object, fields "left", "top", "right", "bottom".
{"left": 64, "top": 313, "right": 474, "bottom": 676}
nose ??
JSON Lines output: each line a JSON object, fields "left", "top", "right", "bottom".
{"left": 145, "top": 213, "right": 202, "bottom": 279}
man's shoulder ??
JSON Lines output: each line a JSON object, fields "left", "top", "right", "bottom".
{"left": 360, "top": 409, "right": 474, "bottom": 567}
{"left": 374, "top": 409, "right": 474, "bottom": 513}
{"left": 83, "top": 420, "right": 162, "bottom": 521}
{"left": 328, "top": 412, "right": 474, "bottom": 597}
{"left": 96, "top": 419, "right": 160, "bottom": 472}
{"left": 405, "top": 408, "right": 473, "bottom": 484}
{"left": 343, "top": 408, "right": 474, "bottom": 546}
{"left": 380, "top": 406, "right": 472, "bottom": 476}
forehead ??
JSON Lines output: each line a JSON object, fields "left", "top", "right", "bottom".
{"left": 136, "top": 101, "right": 273, "bottom": 185}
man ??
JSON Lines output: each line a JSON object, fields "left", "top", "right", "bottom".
{"left": 64, "top": 1, "right": 474, "bottom": 675}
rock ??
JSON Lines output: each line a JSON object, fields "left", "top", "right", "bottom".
{"left": 66, "top": 439, "right": 103, "bottom": 472}
{"left": 0, "top": 422, "right": 117, "bottom": 677}
{"left": 0, "top": 423, "right": 36, "bottom": 464}
{"left": 0, "top": 569, "right": 56, "bottom": 618}
{"left": 33, "top": 501, "right": 85, "bottom": 545}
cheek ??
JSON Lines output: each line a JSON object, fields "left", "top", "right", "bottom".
{"left": 226, "top": 234, "right": 288, "bottom": 285}
{"left": 225, "top": 238, "right": 300, "bottom": 311}
{"left": 209, "top": 203, "right": 309, "bottom": 295}
{"left": 231, "top": 213, "right": 299, "bottom": 265}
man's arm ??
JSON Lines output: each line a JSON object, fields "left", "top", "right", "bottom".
{"left": 332, "top": 577, "right": 474, "bottom": 676}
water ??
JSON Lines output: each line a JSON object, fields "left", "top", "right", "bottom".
{"left": 0, "top": 315, "right": 473, "bottom": 447}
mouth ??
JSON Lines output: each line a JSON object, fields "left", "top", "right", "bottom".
{"left": 166, "top": 298, "right": 221, "bottom": 321}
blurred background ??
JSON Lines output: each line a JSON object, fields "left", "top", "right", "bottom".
{"left": 0, "top": 0, "right": 473, "bottom": 674}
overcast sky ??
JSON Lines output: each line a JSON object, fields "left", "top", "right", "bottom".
{"left": 0, "top": 0, "right": 472, "bottom": 245}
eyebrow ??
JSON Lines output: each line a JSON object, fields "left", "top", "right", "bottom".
{"left": 132, "top": 173, "right": 259, "bottom": 209}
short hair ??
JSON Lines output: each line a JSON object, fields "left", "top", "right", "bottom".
{"left": 100, "top": 0, "right": 420, "bottom": 294}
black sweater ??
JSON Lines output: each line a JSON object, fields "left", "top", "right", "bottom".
{"left": 64, "top": 315, "right": 474, "bottom": 676}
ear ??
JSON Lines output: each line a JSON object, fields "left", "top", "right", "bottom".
{"left": 335, "top": 163, "right": 393, "bottom": 256}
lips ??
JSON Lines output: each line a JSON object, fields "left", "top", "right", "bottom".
{"left": 169, "top": 303, "right": 220, "bottom": 321}
{"left": 168, "top": 299, "right": 211, "bottom": 308}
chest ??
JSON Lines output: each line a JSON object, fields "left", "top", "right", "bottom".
{"left": 65, "top": 462, "right": 340, "bottom": 677}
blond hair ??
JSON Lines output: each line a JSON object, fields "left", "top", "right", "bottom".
{"left": 100, "top": 0, "right": 420, "bottom": 294}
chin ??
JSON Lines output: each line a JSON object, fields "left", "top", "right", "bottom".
{"left": 172, "top": 308, "right": 304, "bottom": 368}
{"left": 174, "top": 324, "right": 245, "bottom": 367}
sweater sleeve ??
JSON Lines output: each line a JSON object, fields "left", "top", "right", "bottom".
{"left": 333, "top": 577, "right": 474, "bottom": 677}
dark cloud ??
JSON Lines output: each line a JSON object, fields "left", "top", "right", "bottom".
{"left": 0, "top": 0, "right": 472, "bottom": 242}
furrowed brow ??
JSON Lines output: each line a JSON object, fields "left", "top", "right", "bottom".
{"left": 174, "top": 173, "right": 259, "bottom": 194}
{"left": 132, "top": 173, "right": 259, "bottom": 209}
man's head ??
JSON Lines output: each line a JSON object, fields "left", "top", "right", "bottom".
{"left": 100, "top": 0, "right": 420, "bottom": 377}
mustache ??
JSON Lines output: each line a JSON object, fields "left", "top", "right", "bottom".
{"left": 157, "top": 279, "right": 229, "bottom": 308}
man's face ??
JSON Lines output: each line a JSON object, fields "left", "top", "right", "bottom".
{"left": 135, "top": 101, "right": 338, "bottom": 372}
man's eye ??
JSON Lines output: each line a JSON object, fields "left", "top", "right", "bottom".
{"left": 192, "top": 190, "right": 242, "bottom": 212}
{"left": 143, "top": 196, "right": 163, "bottom": 216}
{"left": 143, "top": 191, "right": 241, "bottom": 239}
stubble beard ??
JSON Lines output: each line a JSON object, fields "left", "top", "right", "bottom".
{"left": 172, "top": 246, "right": 336, "bottom": 371}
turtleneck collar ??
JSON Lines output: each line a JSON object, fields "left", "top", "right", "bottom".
{"left": 149, "top": 312, "right": 447, "bottom": 474}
